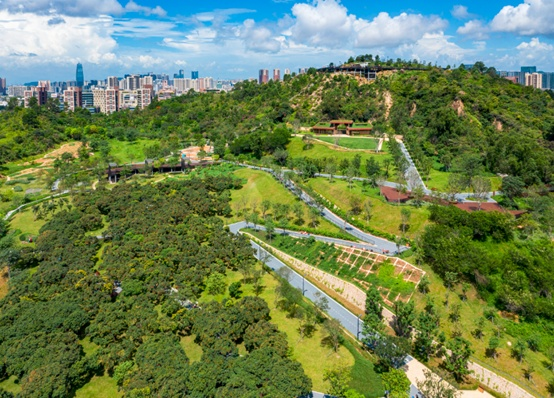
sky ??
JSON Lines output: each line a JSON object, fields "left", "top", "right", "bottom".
{"left": 1, "top": 0, "right": 554, "bottom": 83}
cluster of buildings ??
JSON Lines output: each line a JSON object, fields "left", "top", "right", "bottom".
{"left": 498, "top": 66, "right": 554, "bottom": 90}
{"left": 257, "top": 68, "right": 309, "bottom": 84}
{"left": 2, "top": 64, "right": 236, "bottom": 114}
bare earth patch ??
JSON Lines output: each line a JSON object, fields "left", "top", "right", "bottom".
{"left": 0, "top": 267, "right": 9, "bottom": 299}
{"left": 24, "top": 142, "right": 83, "bottom": 166}
{"left": 180, "top": 145, "right": 214, "bottom": 161}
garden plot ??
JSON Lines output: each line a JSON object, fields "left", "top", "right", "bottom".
{"left": 336, "top": 246, "right": 424, "bottom": 306}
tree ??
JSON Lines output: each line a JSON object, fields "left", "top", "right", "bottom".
{"left": 546, "top": 346, "right": 554, "bottom": 372}
{"left": 400, "top": 208, "right": 411, "bottom": 235}
{"left": 473, "top": 317, "right": 485, "bottom": 340}
{"left": 444, "top": 337, "right": 473, "bottom": 382}
{"left": 292, "top": 202, "right": 303, "bottom": 223}
{"left": 501, "top": 176, "right": 525, "bottom": 200}
{"left": 323, "top": 365, "right": 351, "bottom": 397}
{"left": 260, "top": 199, "right": 272, "bottom": 219}
{"left": 512, "top": 340, "right": 527, "bottom": 363}
{"left": 350, "top": 196, "right": 362, "bottom": 215}
{"left": 415, "top": 301, "right": 440, "bottom": 361}
{"left": 313, "top": 291, "right": 330, "bottom": 320}
{"left": 374, "top": 335, "right": 411, "bottom": 370}
{"left": 365, "top": 158, "right": 381, "bottom": 185}
{"left": 381, "top": 368, "right": 411, "bottom": 398}
{"left": 393, "top": 300, "right": 416, "bottom": 338}
{"left": 365, "top": 285, "right": 383, "bottom": 321}
{"left": 228, "top": 281, "right": 243, "bottom": 299}
{"left": 449, "top": 304, "right": 461, "bottom": 323}
{"left": 352, "top": 154, "right": 362, "bottom": 176}
{"left": 472, "top": 176, "right": 492, "bottom": 211}
{"left": 487, "top": 336, "right": 500, "bottom": 360}
{"left": 265, "top": 217, "right": 275, "bottom": 242}
{"left": 205, "top": 273, "right": 227, "bottom": 295}
{"left": 325, "top": 162, "right": 337, "bottom": 182}
{"left": 363, "top": 199, "right": 372, "bottom": 223}
{"left": 323, "top": 319, "right": 343, "bottom": 352}
{"left": 446, "top": 173, "right": 466, "bottom": 201}
{"left": 417, "top": 369, "right": 459, "bottom": 398}
{"left": 309, "top": 206, "right": 320, "bottom": 228}
{"left": 418, "top": 275, "right": 430, "bottom": 294}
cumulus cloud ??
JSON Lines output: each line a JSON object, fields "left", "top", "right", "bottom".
{"left": 516, "top": 37, "right": 554, "bottom": 63}
{"left": 457, "top": 20, "right": 489, "bottom": 40}
{"left": 0, "top": 0, "right": 166, "bottom": 17}
{"left": 355, "top": 12, "right": 448, "bottom": 48}
{"left": 237, "top": 19, "right": 282, "bottom": 53}
{"left": 0, "top": 10, "right": 117, "bottom": 66}
{"left": 451, "top": 5, "right": 473, "bottom": 19}
{"left": 490, "top": 0, "right": 554, "bottom": 36}
{"left": 289, "top": 0, "right": 356, "bottom": 48}
{"left": 396, "top": 32, "right": 471, "bottom": 65}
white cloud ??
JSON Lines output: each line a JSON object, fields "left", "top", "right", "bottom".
{"left": 490, "top": 0, "right": 554, "bottom": 36}
{"left": 516, "top": 37, "right": 554, "bottom": 62}
{"left": 396, "top": 32, "right": 471, "bottom": 65}
{"left": 237, "top": 19, "right": 282, "bottom": 53}
{"left": 355, "top": 12, "right": 448, "bottom": 48}
{"left": 112, "top": 18, "right": 178, "bottom": 38}
{"left": 0, "top": 0, "right": 166, "bottom": 17}
{"left": 451, "top": 5, "right": 473, "bottom": 20}
{"left": 289, "top": 0, "right": 356, "bottom": 48}
{"left": 124, "top": 1, "right": 166, "bottom": 17}
{"left": 457, "top": 20, "right": 489, "bottom": 40}
{"left": 0, "top": 10, "right": 117, "bottom": 66}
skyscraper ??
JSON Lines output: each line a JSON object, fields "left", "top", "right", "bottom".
{"left": 0, "top": 78, "right": 6, "bottom": 95}
{"left": 191, "top": 71, "right": 199, "bottom": 80}
{"left": 258, "top": 69, "right": 269, "bottom": 84}
{"left": 76, "top": 63, "right": 84, "bottom": 88}
{"left": 273, "top": 69, "right": 281, "bottom": 81}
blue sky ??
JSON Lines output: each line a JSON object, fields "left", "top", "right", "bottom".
{"left": 1, "top": 0, "right": 553, "bottom": 83}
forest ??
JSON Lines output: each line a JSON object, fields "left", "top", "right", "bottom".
{"left": 0, "top": 177, "right": 313, "bottom": 397}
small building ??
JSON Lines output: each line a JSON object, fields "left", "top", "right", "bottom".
{"left": 380, "top": 186, "right": 410, "bottom": 203}
{"left": 454, "top": 202, "right": 505, "bottom": 213}
{"left": 312, "top": 119, "right": 372, "bottom": 135}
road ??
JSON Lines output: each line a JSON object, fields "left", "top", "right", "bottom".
{"left": 236, "top": 164, "right": 408, "bottom": 254}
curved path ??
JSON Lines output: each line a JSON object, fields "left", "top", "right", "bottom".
{"left": 237, "top": 164, "right": 408, "bottom": 254}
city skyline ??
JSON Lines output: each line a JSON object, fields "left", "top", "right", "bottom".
{"left": 0, "top": 0, "right": 553, "bottom": 83}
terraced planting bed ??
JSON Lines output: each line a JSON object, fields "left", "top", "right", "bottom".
{"left": 251, "top": 231, "right": 423, "bottom": 305}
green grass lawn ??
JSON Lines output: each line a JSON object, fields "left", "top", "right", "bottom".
{"left": 107, "top": 139, "right": 160, "bottom": 164}
{"left": 75, "top": 374, "right": 122, "bottom": 398}
{"left": 306, "top": 177, "right": 430, "bottom": 239}
{"left": 8, "top": 208, "right": 46, "bottom": 242}
{"left": 227, "top": 168, "right": 344, "bottom": 235}
{"left": 0, "top": 376, "right": 21, "bottom": 394}
{"left": 287, "top": 137, "right": 392, "bottom": 177}
{"left": 317, "top": 136, "right": 379, "bottom": 150}
{"left": 424, "top": 169, "right": 503, "bottom": 193}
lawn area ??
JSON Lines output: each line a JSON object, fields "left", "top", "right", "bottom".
{"left": 287, "top": 137, "right": 392, "bottom": 177}
{"left": 107, "top": 139, "right": 160, "bottom": 164}
{"left": 0, "top": 376, "right": 21, "bottom": 394}
{"left": 8, "top": 208, "right": 47, "bottom": 242}
{"left": 306, "top": 177, "right": 430, "bottom": 239}
{"left": 317, "top": 136, "right": 379, "bottom": 150}
{"left": 180, "top": 335, "right": 204, "bottom": 363}
{"left": 198, "top": 265, "right": 383, "bottom": 396}
{"left": 227, "top": 168, "right": 344, "bottom": 235}
{"left": 424, "top": 169, "right": 503, "bottom": 193}
{"left": 412, "top": 265, "right": 552, "bottom": 397}
{"left": 75, "top": 374, "right": 122, "bottom": 398}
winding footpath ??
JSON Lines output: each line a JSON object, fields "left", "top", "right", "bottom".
{"left": 229, "top": 221, "right": 535, "bottom": 398}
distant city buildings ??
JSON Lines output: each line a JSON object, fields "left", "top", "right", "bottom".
{"left": 191, "top": 71, "right": 199, "bottom": 80}
{"left": 498, "top": 66, "right": 554, "bottom": 90}
{"left": 0, "top": 78, "right": 6, "bottom": 95}
{"left": 258, "top": 69, "right": 269, "bottom": 84}
{"left": 273, "top": 69, "right": 280, "bottom": 82}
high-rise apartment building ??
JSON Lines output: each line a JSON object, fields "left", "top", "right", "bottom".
{"left": 284, "top": 68, "right": 291, "bottom": 76}
{"left": 525, "top": 73, "right": 543, "bottom": 89}
{"left": 191, "top": 71, "right": 199, "bottom": 80}
{"left": 82, "top": 90, "right": 96, "bottom": 112}
{"left": 63, "top": 87, "right": 83, "bottom": 111}
{"left": 76, "top": 63, "right": 84, "bottom": 88}
{"left": 8, "top": 86, "right": 26, "bottom": 97}
{"left": 137, "top": 88, "right": 151, "bottom": 109}
{"left": 0, "top": 78, "right": 6, "bottom": 95}
{"left": 125, "top": 74, "right": 141, "bottom": 91}
{"left": 273, "top": 69, "right": 281, "bottom": 81}
{"left": 107, "top": 76, "right": 119, "bottom": 89}
{"left": 258, "top": 69, "right": 269, "bottom": 84}
{"left": 24, "top": 86, "right": 48, "bottom": 107}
